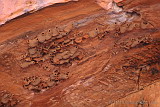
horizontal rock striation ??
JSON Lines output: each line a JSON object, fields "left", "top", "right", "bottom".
{"left": 0, "top": 0, "right": 78, "bottom": 25}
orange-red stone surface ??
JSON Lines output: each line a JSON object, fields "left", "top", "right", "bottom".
{"left": 97, "top": 0, "right": 123, "bottom": 10}
{"left": 0, "top": 0, "right": 77, "bottom": 25}
{"left": 0, "top": 0, "right": 160, "bottom": 107}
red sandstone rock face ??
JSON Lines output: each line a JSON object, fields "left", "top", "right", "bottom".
{"left": 0, "top": 0, "right": 160, "bottom": 107}
{"left": 0, "top": 0, "right": 78, "bottom": 25}
{"left": 0, "top": 0, "right": 124, "bottom": 26}
{"left": 96, "top": 0, "right": 123, "bottom": 10}
{"left": 0, "top": 0, "right": 123, "bottom": 25}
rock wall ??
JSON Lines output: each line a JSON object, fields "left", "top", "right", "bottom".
{"left": 96, "top": 0, "right": 123, "bottom": 10}
{"left": 0, "top": 0, "right": 77, "bottom": 25}
{"left": 0, "top": 0, "right": 124, "bottom": 26}
{"left": 0, "top": 0, "right": 160, "bottom": 107}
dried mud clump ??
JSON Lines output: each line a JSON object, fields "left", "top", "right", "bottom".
{"left": 0, "top": 91, "right": 19, "bottom": 107}
{"left": 23, "top": 70, "right": 69, "bottom": 92}
{"left": 28, "top": 39, "right": 38, "bottom": 47}
{"left": 20, "top": 61, "right": 35, "bottom": 68}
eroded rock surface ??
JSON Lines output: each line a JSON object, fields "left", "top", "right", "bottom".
{"left": 0, "top": 0, "right": 160, "bottom": 107}
{"left": 0, "top": 0, "right": 78, "bottom": 25}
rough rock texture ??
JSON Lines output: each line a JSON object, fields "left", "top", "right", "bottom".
{"left": 97, "top": 0, "right": 123, "bottom": 10}
{"left": 0, "top": 0, "right": 77, "bottom": 25}
{"left": 109, "top": 81, "right": 160, "bottom": 107}
{"left": 0, "top": 0, "right": 160, "bottom": 107}
{"left": 0, "top": 0, "right": 124, "bottom": 26}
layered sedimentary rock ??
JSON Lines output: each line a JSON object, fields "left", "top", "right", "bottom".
{"left": 0, "top": 0, "right": 124, "bottom": 25}
{"left": 0, "top": 0, "right": 77, "bottom": 25}
{"left": 1, "top": 0, "right": 159, "bottom": 107}
{"left": 97, "top": 0, "right": 123, "bottom": 10}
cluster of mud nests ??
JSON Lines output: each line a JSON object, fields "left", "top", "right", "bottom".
{"left": 0, "top": 91, "right": 18, "bottom": 107}
{"left": 21, "top": 12, "right": 154, "bottom": 68}
{"left": 23, "top": 70, "right": 68, "bottom": 92}
{"left": 0, "top": 2, "right": 160, "bottom": 106}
